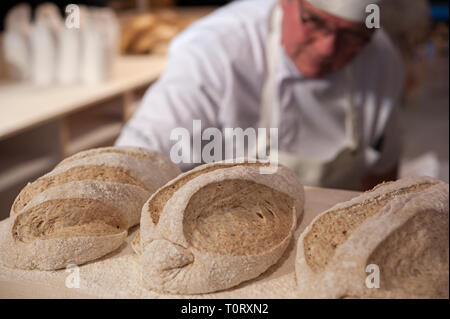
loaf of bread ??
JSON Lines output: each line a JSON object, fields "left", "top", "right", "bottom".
{"left": 119, "top": 11, "right": 192, "bottom": 55}
{"left": 0, "top": 146, "right": 181, "bottom": 270}
{"left": 295, "top": 176, "right": 449, "bottom": 298}
{"left": 135, "top": 160, "right": 304, "bottom": 294}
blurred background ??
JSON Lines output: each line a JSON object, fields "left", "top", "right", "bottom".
{"left": 0, "top": 0, "right": 448, "bottom": 219}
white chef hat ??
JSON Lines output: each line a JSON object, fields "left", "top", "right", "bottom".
{"left": 306, "top": 0, "right": 384, "bottom": 23}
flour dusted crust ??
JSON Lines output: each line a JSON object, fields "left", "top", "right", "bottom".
{"left": 137, "top": 161, "right": 305, "bottom": 294}
{"left": 11, "top": 146, "right": 180, "bottom": 216}
{"left": 0, "top": 146, "right": 181, "bottom": 270}
{"left": 295, "top": 176, "right": 449, "bottom": 298}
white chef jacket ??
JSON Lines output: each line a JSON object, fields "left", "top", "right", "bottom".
{"left": 116, "top": 0, "right": 404, "bottom": 174}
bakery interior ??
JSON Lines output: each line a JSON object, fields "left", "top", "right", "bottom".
{"left": 0, "top": 0, "right": 219, "bottom": 220}
{"left": 0, "top": 0, "right": 448, "bottom": 299}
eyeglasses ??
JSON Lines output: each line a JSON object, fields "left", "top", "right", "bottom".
{"left": 298, "top": 1, "right": 373, "bottom": 44}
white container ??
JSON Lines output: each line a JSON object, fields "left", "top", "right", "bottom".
{"left": 2, "top": 4, "right": 31, "bottom": 81}
{"left": 30, "top": 4, "right": 63, "bottom": 86}
{"left": 3, "top": 30, "right": 31, "bottom": 81}
{"left": 80, "top": 7, "right": 119, "bottom": 85}
{"left": 56, "top": 27, "right": 81, "bottom": 84}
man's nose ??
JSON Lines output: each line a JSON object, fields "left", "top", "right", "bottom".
{"left": 314, "top": 33, "right": 338, "bottom": 57}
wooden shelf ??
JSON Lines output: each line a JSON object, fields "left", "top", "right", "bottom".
{"left": 62, "top": 99, "right": 124, "bottom": 156}
{"left": 0, "top": 7, "right": 211, "bottom": 220}
{"left": 0, "top": 122, "right": 62, "bottom": 190}
{"left": 0, "top": 55, "right": 166, "bottom": 141}
{"left": 0, "top": 122, "right": 63, "bottom": 219}
{"left": 66, "top": 122, "right": 123, "bottom": 157}
{"left": 0, "top": 55, "right": 166, "bottom": 220}
{"left": 0, "top": 154, "right": 56, "bottom": 192}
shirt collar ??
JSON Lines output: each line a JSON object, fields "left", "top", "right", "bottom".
{"left": 278, "top": 46, "right": 303, "bottom": 81}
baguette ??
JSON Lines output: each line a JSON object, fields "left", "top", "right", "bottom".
{"left": 295, "top": 176, "right": 449, "bottom": 298}
{"left": 0, "top": 146, "right": 181, "bottom": 270}
{"left": 136, "top": 160, "right": 304, "bottom": 294}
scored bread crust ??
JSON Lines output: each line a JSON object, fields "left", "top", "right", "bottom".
{"left": 295, "top": 176, "right": 449, "bottom": 299}
{"left": 56, "top": 146, "right": 171, "bottom": 167}
{"left": 0, "top": 181, "right": 137, "bottom": 270}
{"left": 51, "top": 153, "right": 176, "bottom": 192}
{"left": 11, "top": 147, "right": 180, "bottom": 216}
{"left": 0, "top": 146, "right": 181, "bottom": 270}
{"left": 138, "top": 161, "right": 305, "bottom": 294}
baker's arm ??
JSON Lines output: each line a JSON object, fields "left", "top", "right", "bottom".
{"left": 115, "top": 38, "right": 226, "bottom": 171}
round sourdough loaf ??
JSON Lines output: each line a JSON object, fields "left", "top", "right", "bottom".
{"left": 295, "top": 176, "right": 449, "bottom": 299}
{"left": 0, "top": 146, "right": 181, "bottom": 270}
{"left": 136, "top": 160, "right": 305, "bottom": 294}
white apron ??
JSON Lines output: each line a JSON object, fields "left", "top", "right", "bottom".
{"left": 258, "top": 6, "right": 366, "bottom": 190}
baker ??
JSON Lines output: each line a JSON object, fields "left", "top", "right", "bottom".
{"left": 116, "top": 0, "right": 404, "bottom": 191}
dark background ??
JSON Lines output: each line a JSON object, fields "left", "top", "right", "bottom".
{"left": 0, "top": 0, "right": 108, "bottom": 31}
{"left": 1, "top": 0, "right": 448, "bottom": 31}
{"left": 0, "top": 0, "right": 231, "bottom": 31}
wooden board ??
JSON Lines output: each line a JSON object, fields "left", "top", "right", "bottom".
{"left": 0, "top": 55, "right": 166, "bottom": 141}
{"left": 0, "top": 186, "right": 360, "bottom": 299}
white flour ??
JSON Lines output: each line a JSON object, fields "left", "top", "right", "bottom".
{"left": 0, "top": 187, "right": 357, "bottom": 298}
{"left": 0, "top": 221, "right": 300, "bottom": 298}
